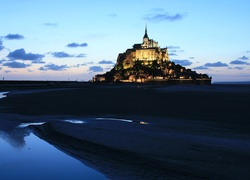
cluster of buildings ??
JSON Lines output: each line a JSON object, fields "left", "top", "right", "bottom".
{"left": 93, "top": 26, "right": 211, "bottom": 85}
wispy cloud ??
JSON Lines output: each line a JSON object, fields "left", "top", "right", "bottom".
{"left": 66, "top": 42, "right": 88, "bottom": 48}
{"left": 76, "top": 53, "right": 87, "bottom": 58}
{"left": 43, "top": 23, "right": 57, "bottom": 27}
{"left": 98, "top": 60, "right": 114, "bottom": 64}
{"left": 0, "top": 40, "right": 4, "bottom": 51}
{"left": 144, "top": 12, "right": 185, "bottom": 22}
{"left": 50, "top": 52, "right": 73, "bottom": 58}
{"left": 4, "top": 34, "right": 24, "bottom": 40}
{"left": 167, "top": 46, "right": 180, "bottom": 49}
{"left": 108, "top": 13, "right": 117, "bottom": 17}
{"left": 233, "top": 67, "right": 244, "bottom": 70}
{"left": 39, "top": 63, "right": 69, "bottom": 71}
{"left": 169, "top": 53, "right": 178, "bottom": 56}
{"left": 193, "top": 66, "right": 209, "bottom": 70}
{"left": 7, "top": 48, "right": 44, "bottom": 63}
{"left": 172, "top": 59, "right": 192, "bottom": 66}
{"left": 89, "top": 66, "right": 103, "bottom": 72}
{"left": 4, "top": 70, "right": 11, "bottom": 73}
{"left": 3, "top": 61, "right": 30, "bottom": 68}
{"left": 167, "top": 46, "right": 184, "bottom": 56}
{"left": 204, "top": 61, "right": 228, "bottom": 67}
{"left": 50, "top": 51, "right": 87, "bottom": 58}
{"left": 71, "top": 63, "right": 87, "bottom": 68}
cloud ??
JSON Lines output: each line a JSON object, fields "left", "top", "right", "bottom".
{"left": 234, "top": 67, "right": 244, "bottom": 70}
{"left": 0, "top": 40, "right": 4, "bottom": 51}
{"left": 32, "top": 60, "right": 46, "bottom": 64}
{"left": 189, "top": 57, "right": 195, "bottom": 59}
{"left": 246, "top": 51, "right": 250, "bottom": 53}
{"left": 169, "top": 50, "right": 178, "bottom": 53}
{"left": 144, "top": 12, "right": 184, "bottom": 22}
{"left": 238, "top": 56, "right": 249, "bottom": 60}
{"left": 7, "top": 49, "right": 44, "bottom": 62}
{"left": 230, "top": 60, "right": 249, "bottom": 65}
{"left": 76, "top": 53, "right": 87, "bottom": 58}
{"left": 43, "top": 23, "right": 57, "bottom": 27}
{"left": 172, "top": 59, "right": 192, "bottom": 66}
{"left": 89, "top": 66, "right": 103, "bottom": 72}
{"left": 168, "top": 53, "right": 178, "bottom": 56}
{"left": 4, "top": 34, "right": 24, "bottom": 40}
{"left": 98, "top": 60, "right": 114, "bottom": 64}
{"left": 66, "top": 42, "right": 88, "bottom": 48}
{"left": 39, "top": 63, "right": 69, "bottom": 71}
{"left": 4, "top": 70, "right": 11, "bottom": 73}
{"left": 108, "top": 13, "right": 117, "bottom": 17}
{"left": 49, "top": 51, "right": 86, "bottom": 58}
{"left": 204, "top": 61, "right": 228, "bottom": 67}
{"left": 167, "top": 46, "right": 180, "bottom": 49}
{"left": 50, "top": 52, "right": 73, "bottom": 58}
{"left": 71, "top": 63, "right": 87, "bottom": 68}
{"left": 86, "top": 61, "right": 94, "bottom": 64}
{"left": 193, "top": 66, "right": 209, "bottom": 70}
{"left": 3, "top": 61, "right": 30, "bottom": 68}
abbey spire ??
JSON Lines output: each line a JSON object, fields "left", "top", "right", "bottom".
{"left": 142, "top": 25, "right": 158, "bottom": 48}
{"left": 143, "top": 24, "right": 149, "bottom": 39}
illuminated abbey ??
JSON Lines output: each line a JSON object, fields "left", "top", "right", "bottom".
{"left": 118, "top": 25, "right": 169, "bottom": 70}
{"left": 94, "top": 26, "right": 211, "bottom": 85}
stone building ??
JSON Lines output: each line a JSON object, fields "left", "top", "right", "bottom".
{"left": 118, "top": 26, "right": 169, "bottom": 69}
{"left": 93, "top": 26, "right": 211, "bottom": 85}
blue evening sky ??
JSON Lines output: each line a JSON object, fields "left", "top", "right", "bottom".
{"left": 0, "top": 0, "right": 249, "bottom": 82}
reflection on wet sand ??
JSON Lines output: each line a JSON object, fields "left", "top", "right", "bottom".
{"left": 1, "top": 117, "right": 250, "bottom": 179}
{"left": 0, "top": 118, "right": 30, "bottom": 149}
{"left": 31, "top": 122, "right": 189, "bottom": 180}
{"left": 0, "top": 127, "right": 30, "bottom": 149}
{"left": 0, "top": 119, "right": 186, "bottom": 179}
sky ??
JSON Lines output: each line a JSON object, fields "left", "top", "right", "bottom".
{"left": 0, "top": 0, "right": 250, "bottom": 82}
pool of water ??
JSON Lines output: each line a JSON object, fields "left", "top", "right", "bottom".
{"left": 0, "top": 117, "right": 170, "bottom": 180}
{"left": 0, "top": 117, "right": 158, "bottom": 180}
{"left": 0, "top": 92, "right": 8, "bottom": 99}
{"left": 0, "top": 128, "right": 107, "bottom": 180}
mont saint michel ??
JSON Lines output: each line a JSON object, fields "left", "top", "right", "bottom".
{"left": 94, "top": 26, "right": 212, "bottom": 85}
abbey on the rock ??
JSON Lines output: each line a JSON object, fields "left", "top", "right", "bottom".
{"left": 93, "top": 26, "right": 211, "bottom": 85}
{"left": 133, "top": 25, "right": 168, "bottom": 61}
{"left": 120, "top": 25, "right": 169, "bottom": 69}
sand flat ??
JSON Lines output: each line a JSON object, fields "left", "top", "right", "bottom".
{"left": 1, "top": 84, "right": 250, "bottom": 179}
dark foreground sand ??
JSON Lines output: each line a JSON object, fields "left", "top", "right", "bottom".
{"left": 1, "top": 84, "right": 250, "bottom": 179}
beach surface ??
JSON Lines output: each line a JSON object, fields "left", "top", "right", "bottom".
{"left": 1, "top": 84, "right": 250, "bottom": 179}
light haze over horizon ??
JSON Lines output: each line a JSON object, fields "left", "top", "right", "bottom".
{"left": 0, "top": 0, "right": 250, "bottom": 82}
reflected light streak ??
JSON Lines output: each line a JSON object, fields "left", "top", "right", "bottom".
{"left": 0, "top": 92, "right": 9, "bottom": 99}
{"left": 17, "top": 122, "right": 46, "bottom": 128}
{"left": 64, "top": 120, "right": 86, "bottom": 124}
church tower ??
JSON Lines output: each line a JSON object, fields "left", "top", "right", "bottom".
{"left": 142, "top": 25, "right": 149, "bottom": 48}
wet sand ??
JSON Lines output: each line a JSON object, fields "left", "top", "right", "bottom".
{"left": 1, "top": 84, "right": 250, "bottom": 179}
{"left": 1, "top": 84, "right": 250, "bottom": 131}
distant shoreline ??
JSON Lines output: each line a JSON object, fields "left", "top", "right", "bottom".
{"left": 1, "top": 79, "right": 250, "bottom": 91}
{"left": 213, "top": 81, "right": 250, "bottom": 84}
